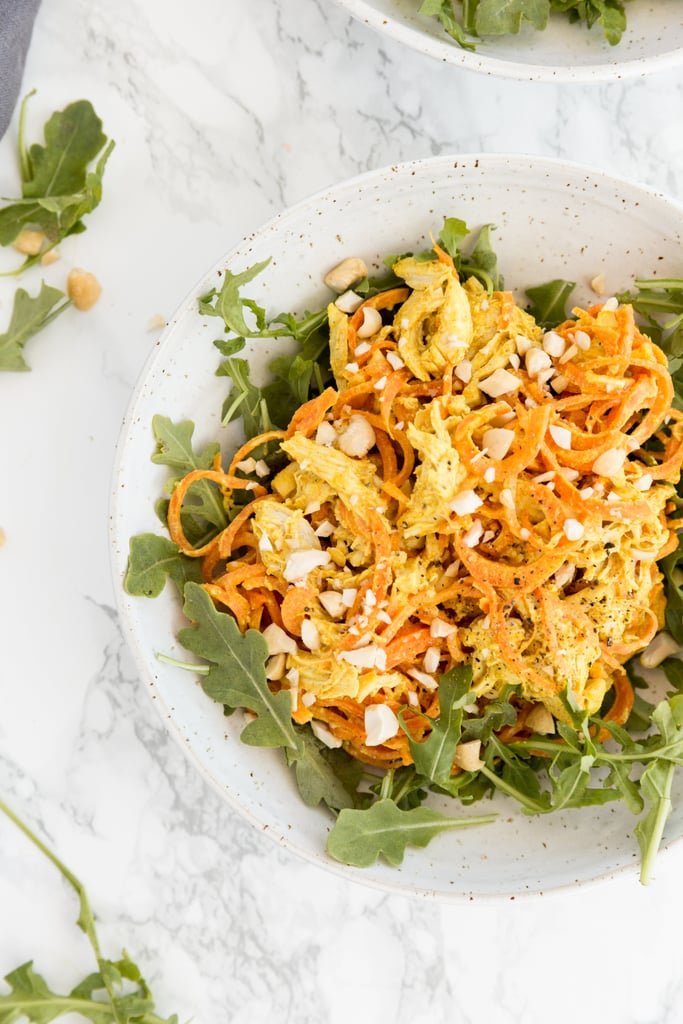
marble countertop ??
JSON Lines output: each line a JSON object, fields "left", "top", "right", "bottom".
{"left": 2, "top": 1, "right": 683, "bottom": 1021}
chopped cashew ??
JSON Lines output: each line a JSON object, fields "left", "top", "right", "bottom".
{"left": 337, "top": 414, "right": 376, "bottom": 457}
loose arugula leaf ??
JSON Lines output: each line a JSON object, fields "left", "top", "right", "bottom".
{"left": 0, "top": 797, "right": 177, "bottom": 1023}
{"left": 0, "top": 93, "right": 114, "bottom": 273}
{"left": 525, "top": 278, "right": 576, "bottom": 328}
{"left": 177, "top": 583, "right": 299, "bottom": 750}
{"left": 326, "top": 798, "right": 496, "bottom": 868}
{"left": 0, "top": 281, "right": 70, "bottom": 371}
{"left": 123, "top": 534, "right": 203, "bottom": 598}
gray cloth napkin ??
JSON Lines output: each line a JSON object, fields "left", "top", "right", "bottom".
{"left": 0, "top": 0, "right": 42, "bottom": 139}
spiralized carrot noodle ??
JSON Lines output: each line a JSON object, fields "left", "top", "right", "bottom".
{"left": 170, "top": 248, "right": 683, "bottom": 770}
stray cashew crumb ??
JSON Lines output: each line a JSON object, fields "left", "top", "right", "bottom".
{"left": 14, "top": 229, "right": 46, "bottom": 256}
{"left": 67, "top": 268, "right": 102, "bottom": 311}
{"left": 324, "top": 257, "right": 368, "bottom": 293}
{"left": 590, "top": 272, "right": 606, "bottom": 296}
{"left": 0, "top": 527, "right": 6, "bottom": 548}
{"left": 146, "top": 314, "right": 166, "bottom": 332}
{"left": 40, "top": 249, "right": 60, "bottom": 266}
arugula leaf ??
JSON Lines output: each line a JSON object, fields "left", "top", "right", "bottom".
{"left": 203, "top": 260, "right": 333, "bottom": 440}
{"left": 635, "top": 760, "right": 675, "bottom": 885}
{"left": 419, "top": 0, "right": 627, "bottom": 50}
{"left": 616, "top": 277, "right": 683, "bottom": 414}
{"left": 150, "top": 415, "right": 227, "bottom": 544}
{"left": 436, "top": 217, "right": 502, "bottom": 292}
{"left": 461, "top": 689, "right": 517, "bottom": 742}
{"left": 0, "top": 798, "right": 177, "bottom": 1023}
{"left": 560, "top": 0, "right": 627, "bottom": 45}
{"left": 150, "top": 415, "right": 220, "bottom": 474}
{"left": 525, "top": 278, "right": 576, "bottom": 328}
{"left": 0, "top": 93, "right": 114, "bottom": 273}
{"left": 218, "top": 356, "right": 276, "bottom": 436}
{"left": 326, "top": 798, "right": 496, "bottom": 868}
{"left": 661, "top": 657, "right": 683, "bottom": 694}
{"left": 481, "top": 738, "right": 550, "bottom": 814}
{"left": 0, "top": 281, "right": 70, "bottom": 371}
{"left": 658, "top": 534, "right": 683, "bottom": 645}
{"left": 623, "top": 657, "right": 657, "bottom": 732}
{"left": 475, "top": 0, "right": 550, "bottom": 34}
{"left": 464, "top": 222, "right": 502, "bottom": 291}
{"left": 418, "top": 0, "right": 476, "bottom": 48}
{"left": 285, "top": 728, "right": 359, "bottom": 811}
{"left": 402, "top": 665, "right": 472, "bottom": 784}
{"left": 438, "top": 216, "right": 470, "bottom": 259}
{"left": 123, "top": 534, "right": 203, "bottom": 598}
{"left": 201, "top": 259, "right": 272, "bottom": 337}
{"left": 177, "top": 583, "right": 299, "bottom": 749}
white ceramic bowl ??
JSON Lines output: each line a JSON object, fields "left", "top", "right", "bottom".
{"left": 332, "top": 0, "right": 683, "bottom": 82}
{"left": 111, "top": 154, "right": 683, "bottom": 900}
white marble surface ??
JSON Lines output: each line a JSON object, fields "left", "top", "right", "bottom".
{"left": 2, "top": 1, "right": 683, "bottom": 1021}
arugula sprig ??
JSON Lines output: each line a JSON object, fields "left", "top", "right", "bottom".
{"left": 0, "top": 91, "right": 114, "bottom": 275}
{"left": 0, "top": 797, "right": 177, "bottom": 1023}
{"left": 0, "top": 281, "right": 71, "bottom": 371}
{"left": 437, "top": 217, "right": 502, "bottom": 292}
{"left": 199, "top": 261, "right": 332, "bottom": 438}
{"left": 0, "top": 92, "right": 113, "bottom": 371}
{"left": 419, "top": 0, "right": 628, "bottom": 50}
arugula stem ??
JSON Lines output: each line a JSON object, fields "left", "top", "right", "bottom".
{"left": 510, "top": 736, "right": 683, "bottom": 766}
{"left": 379, "top": 769, "right": 395, "bottom": 802}
{"left": 478, "top": 764, "right": 548, "bottom": 814}
{"left": 634, "top": 278, "right": 683, "bottom": 290}
{"left": 0, "top": 797, "right": 124, "bottom": 1021}
{"left": 221, "top": 388, "right": 248, "bottom": 426}
{"left": 156, "top": 652, "right": 209, "bottom": 674}
{"left": 17, "top": 90, "right": 36, "bottom": 183}
{"left": 640, "top": 762, "right": 675, "bottom": 886}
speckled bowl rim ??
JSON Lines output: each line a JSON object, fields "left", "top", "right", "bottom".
{"left": 111, "top": 152, "right": 683, "bottom": 902}
{"left": 333, "top": 0, "right": 683, "bottom": 83}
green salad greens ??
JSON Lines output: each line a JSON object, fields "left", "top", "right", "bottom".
{"left": 125, "top": 219, "right": 683, "bottom": 882}
{"left": 0, "top": 798, "right": 177, "bottom": 1024}
{"left": 0, "top": 92, "right": 113, "bottom": 371}
{"left": 419, "top": 0, "right": 630, "bottom": 49}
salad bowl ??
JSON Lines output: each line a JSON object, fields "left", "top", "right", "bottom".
{"left": 331, "top": 0, "right": 683, "bottom": 82}
{"left": 111, "top": 153, "right": 683, "bottom": 900}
